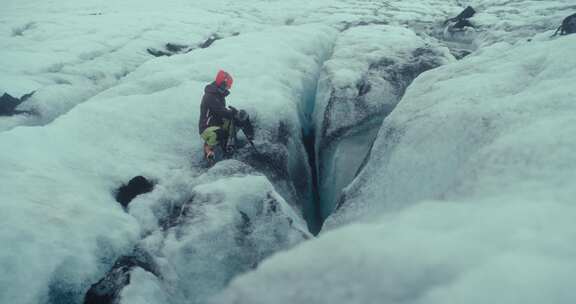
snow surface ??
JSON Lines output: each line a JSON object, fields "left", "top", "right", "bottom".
{"left": 1, "top": 0, "right": 575, "bottom": 303}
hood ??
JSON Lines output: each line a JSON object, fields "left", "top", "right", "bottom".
{"left": 205, "top": 82, "right": 230, "bottom": 97}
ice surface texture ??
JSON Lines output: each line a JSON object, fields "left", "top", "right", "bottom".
{"left": 2, "top": 0, "right": 575, "bottom": 304}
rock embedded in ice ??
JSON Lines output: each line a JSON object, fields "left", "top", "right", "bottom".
{"left": 0, "top": 92, "right": 35, "bottom": 116}
{"left": 118, "top": 268, "right": 168, "bottom": 304}
{"left": 147, "top": 33, "right": 227, "bottom": 57}
{"left": 554, "top": 13, "right": 576, "bottom": 36}
{"left": 115, "top": 176, "right": 155, "bottom": 208}
{"left": 84, "top": 249, "right": 159, "bottom": 304}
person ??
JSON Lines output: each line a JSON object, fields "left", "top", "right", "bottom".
{"left": 198, "top": 70, "right": 239, "bottom": 160}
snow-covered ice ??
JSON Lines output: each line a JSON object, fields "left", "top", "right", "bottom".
{"left": 1, "top": 0, "right": 575, "bottom": 303}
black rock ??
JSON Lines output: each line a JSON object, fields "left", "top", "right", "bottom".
{"left": 84, "top": 249, "right": 159, "bottom": 304}
{"left": 444, "top": 6, "right": 476, "bottom": 27}
{"left": 147, "top": 33, "right": 231, "bottom": 57}
{"left": 0, "top": 93, "right": 21, "bottom": 116}
{"left": 199, "top": 35, "right": 221, "bottom": 49}
{"left": 84, "top": 266, "right": 129, "bottom": 304}
{"left": 0, "top": 92, "right": 34, "bottom": 116}
{"left": 146, "top": 48, "right": 172, "bottom": 57}
{"left": 115, "top": 176, "right": 154, "bottom": 208}
{"left": 165, "top": 43, "right": 189, "bottom": 53}
{"left": 553, "top": 13, "right": 576, "bottom": 36}
{"left": 454, "top": 6, "right": 476, "bottom": 21}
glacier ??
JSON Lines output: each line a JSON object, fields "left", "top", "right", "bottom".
{"left": 1, "top": 0, "right": 575, "bottom": 304}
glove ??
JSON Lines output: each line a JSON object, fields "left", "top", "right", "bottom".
{"left": 228, "top": 106, "right": 238, "bottom": 117}
{"left": 235, "top": 109, "right": 249, "bottom": 123}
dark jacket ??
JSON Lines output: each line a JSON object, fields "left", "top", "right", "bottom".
{"left": 198, "top": 82, "right": 235, "bottom": 134}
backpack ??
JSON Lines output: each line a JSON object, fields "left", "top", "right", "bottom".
{"left": 553, "top": 13, "right": 576, "bottom": 36}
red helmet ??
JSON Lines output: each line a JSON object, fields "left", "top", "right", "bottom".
{"left": 215, "top": 70, "right": 233, "bottom": 90}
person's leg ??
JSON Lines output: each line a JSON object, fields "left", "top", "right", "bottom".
{"left": 219, "top": 120, "right": 231, "bottom": 152}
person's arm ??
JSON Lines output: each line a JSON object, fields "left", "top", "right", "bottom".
{"left": 235, "top": 109, "right": 254, "bottom": 140}
{"left": 208, "top": 100, "right": 235, "bottom": 119}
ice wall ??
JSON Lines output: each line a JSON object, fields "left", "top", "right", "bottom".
{"left": 313, "top": 25, "right": 452, "bottom": 222}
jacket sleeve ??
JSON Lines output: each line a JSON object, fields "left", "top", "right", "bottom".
{"left": 207, "top": 98, "right": 234, "bottom": 119}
